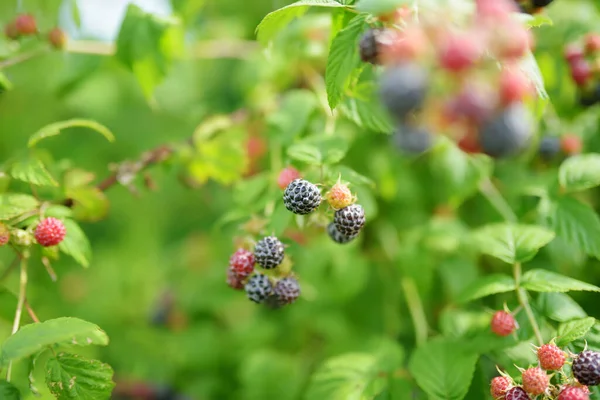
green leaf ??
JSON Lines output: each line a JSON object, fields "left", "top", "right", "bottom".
{"left": 340, "top": 83, "right": 394, "bottom": 134}
{"left": 256, "top": 0, "right": 346, "bottom": 45}
{"left": 287, "top": 136, "right": 349, "bottom": 165}
{"left": 46, "top": 353, "right": 115, "bottom": 400}
{"left": 0, "top": 72, "right": 13, "bottom": 93}
{"left": 557, "top": 317, "right": 596, "bottom": 346}
{"left": 0, "top": 193, "right": 39, "bottom": 220}
{"left": 29, "top": 119, "right": 115, "bottom": 147}
{"left": 267, "top": 89, "right": 317, "bottom": 144}
{"left": 537, "top": 293, "right": 587, "bottom": 323}
{"left": 0, "top": 317, "right": 109, "bottom": 366}
{"left": 472, "top": 223, "right": 555, "bottom": 264}
{"left": 9, "top": 154, "right": 58, "bottom": 187}
{"left": 456, "top": 274, "right": 516, "bottom": 304}
{"left": 305, "top": 353, "right": 386, "bottom": 400}
{"left": 408, "top": 339, "right": 479, "bottom": 400}
{"left": 115, "top": 4, "right": 182, "bottom": 99}
{"left": 0, "top": 380, "right": 20, "bottom": 399}
{"left": 544, "top": 196, "right": 600, "bottom": 260}
{"left": 355, "top": 0, "right": 410, "bottom": 14}
{"left": 519, "top": 50, "right": 548, "bottom": 100}
{"left": 28, "top": 351, "right": 44, "bottom": 396}
{"left": 558, "top": 154, "right": 600, "bottom": 193}
{"left": 516, "top": 12, "right": 553, "bottom": 28}
{"left": 521, "top": 269, "right": 600, "bottom": 293}
{"left": 58, "top": 219, "right": 92, "bottom": 267}
{"left": 326, "top": 14, "right": 367, "bottom": 109}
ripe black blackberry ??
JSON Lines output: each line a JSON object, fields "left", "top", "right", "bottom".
{"left": 359, "top": 29, "right": 380, "bottom": 64}
{"left": 327, "top": 222, "right": 357, "bottom": 244}
{"left": 479, "top": 104, "right": 531, "bottom": 158}
{"left": 538, "top": 136, "right": 561, "bottom": 161}
{"left": 334, "top": 204, "right": 366, "bottom": 237}
{"left": 379, "top": 63, "right": 428, "bottom": 121}
{"left": 273, "top": 277, "right": 301, "bottom": 305}
{"left": 573, "top": 351, "right": 600, "bottom": 386}
{"left": 254, "top": 236, "right": 285, "bottom": 269}
{"left": 283, "top": 179, "right": 322, "bottom": 215}
{"left": 245, "top": 274, "right": 273, "bottom": 303}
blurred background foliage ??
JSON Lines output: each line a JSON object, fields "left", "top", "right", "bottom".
{"left": 2, "top": 0, "right": 600, "bottom": 399}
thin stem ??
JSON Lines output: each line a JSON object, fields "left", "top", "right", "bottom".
{"left": 479, "top": 178, "right": 517, "bottom": 222}
{"left": 401, "top": 277, "right": 428, "bottom": 346}
{"left": 513, "top": 262, "right": 543, "bottom": 346}
{"left": 0, "top": 48, "right": 49, "bottom": 69}
{"left": 6, "top": 256, "right": 28, "bottom": 382}
{"left": 24, "top": 299, "right": 40, "bottom": 323}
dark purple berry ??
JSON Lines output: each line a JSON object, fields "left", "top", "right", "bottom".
{"left": 283, "top": 179, "right": 321, "bottom": 215}
{"left": 273, "top": 277, "right": 301, "bottom": 305}
{"left": 327, "top": 222, "right": 357, "bottom": 244}
{"left": 479, "top": 104, "right": 532, "bottom": 158}
{"left": 359, "top": 28, "right": 397, "bottom": 64}
{"left": 532, "top": 0, "right": 554, "bottom": 7}
{"left": 505, "top": 387, "right": 530, "bottom": 400}
{"left": 573, "top": 351, "right": 600, "bottom": 386}
{"left": 334, "top": 204, "right": 366, "bottom": 237}
{"left": 379, "top": 63, "right": 428, "bottom": 120}
{"left": 538, "top": 136, "right": 561, "bottom": 161}
{"left": 392, "top": 124, "right": 432, "bottom": 154}
{"left": 254, "top": 236, "right": 285, "bottom": 269}
{"left": 245, "top": 274, "right": 273, "bottom": 303}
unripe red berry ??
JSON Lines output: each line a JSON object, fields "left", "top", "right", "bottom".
{"left": 326, "top": 182, "right": 355, "bottom": 210}
{"left": 564, "top": 44, "right": 585, "bottom": 64}
{"left": 14, "top": 14, "right": 37, "bottom": 35}
{"left": 4, "top": 21, "right": 19, "bottom": 40}
{"left": 491, "top": 310, "right": 516, "bottom": 336}
{"left": 458, "top": 131, "right": 482, "bottom": 154}
{"left": 491, "top": 376, "right": 512, "bottom": 399}
{"left": 48, "top": 27, "right": 66, "bottom": 50}
{"left": 495, "top": 25, "right": 533, "bottom": 60}
{"left": 570, "top": 59, "right": 592, "bottom": 87}
{"left": 382, "top": 28, "right": 426, "bottom": 63}
{"left": 558, "top": 386, "right": 590, "bottom": 400}
{"left": 561, "top": 134, "right": 583, "bottom": 155}
{"left": 34, "top": 217, "right": 66, "bottom": 247}
{"left": 0, "top": 224, "right": 9, "bottom": 246}
{"left": 438, "top": 33, "right": 481, "bottom": 72}
{"left": 584, "top": 33, "right": 600, "bottom": 55}
{"left": 500, "top": 68, "right": 531, "bottom": 105}
{"left": 537, "top": 344, "right": 566, "bottom": 370}
{"left": 229, "top": 248, "right": 255, "bottom": 278}
{"left": 522, "top": 367, "right": 549, "bottom": 396}
{"left": 277, "top": 167, "right": 301, "bottom": 190}
{"left": 475, "top": 0, "right": 517, "bottom": 22}
{"left": 226, "top": 267, "right": 245, "bottom": 290}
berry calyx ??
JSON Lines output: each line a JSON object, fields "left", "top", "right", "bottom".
{"left": 254, "top": 236, "right": 285, "bottom": 270}
{"left": 34, "top": 217, "right": 66, "bottom": 247}
{"left": 48, "top": 27, "right": 67, "bottom": 50}
{"left": 229, "top": 249, "right": 255, "bottom": 278}
{"left": 491, "top": 310, "right": 516, "bottom": 336}
{"left": 572, "top": 350, "right": 600, "bottom": 386}
{"left": 558, "top": 386, "right": 590, "bottom": 400}
{"left": 505, "top": 387, "right": 530, "bottom": 400}
{"left": 491, "top": 376, "right": 512, "bottom": 399}
{"left": 0, "top": 224, "right": 9, "bottom": 247}
{"left": 273, "top": 276, "right": 301, "bottom": 305}
{"left": 14, "top": 14, "right": 37, "bottom": 35}
{"left": 283, "top": 179, "right": 322, "bottom": 215}
{"left": 245, "top": 274, "right": 273, "bottom": 303}
{"left": 277, "top": 167, "right": 301, "bottom": 190}
{"left": 537, "top": 344, "right": 566, "bottom": 371}
{"left": 561, "top": 134, "right": 583, "bottom": 155}
{"left": 522, "top": 367, "right": 549, "bottom": 396}
{"left": 326, "top": 182, "right": 355, "bottom": 210}
{"left": 334, "top": 204, "right": 366, "bottom": 238}
{"left": 226, "top": 268, "right": 244, "bottom": 290}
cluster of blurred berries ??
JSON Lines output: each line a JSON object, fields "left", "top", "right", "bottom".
{"left": 4, "top": 14, "right": 66, "bottom": 49}
{"left": 359, "top": 0, "right": 538, "bottom": 158}
{"left": 564, "top": 33, "right": 600, "bottom": 107}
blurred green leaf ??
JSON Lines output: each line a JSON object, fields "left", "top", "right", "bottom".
{"left": 256, "top": 0, "right": 346, "bottom": 45}
{"left": 9, "top": 154, "right": 58, "bottom": 186}
{"left": 28, "top": 351, "right": 43, "bottom": 396}
{"left": 472, "top": 223, "right": 555, "bottom": 264}
{"left": 355, "top": 0, "right": 410, "bottom": 14}
{"left": 521, "top": 269, "right": 600, "bottom": 293}
{"left": 456, "top": 274, "right": 516, "bottom": 304}
{"left": 537, "top": 293, "right": 587, "bottom": 322}
{"left": 58, "top": 219, "right": 92, "bottom": 267}
{"left": 0, "top": 72, "right": 13, "bottom": 93}
{"left": 0, "top": 194, "right": 39, "bottom": 220}
{"left": 517, "top": 12, "right": 553, "bottom": 28}
{"left": 67, "top": 186, "right": 110, "bottom": 222}
{"left": 558, "top": 154, "right": 600, "bottom": 193}
{"left": 326, "top": 14, "right": 367, "bottom": 109}
{"left": 268, "top": 90, "right": 317, "bottom": 143}
{"left": 0, "top": 318, "right": 108, "bottom": 366}
{"left": 69, "top": 0, "right": 81, "bottom": 27}
{"left": 0, "top": 380, "right": 20, "bottom": 399}
{"left": 267, "top": 202, "right": 293, "bottom": 236}
{"left": 340, "top": 83, "right": 394, "bottom": 134}
{"left": 288, "top": 135, "right": 349, "bottom": 165}
{"left": 408, "top": 338, "right": 479, "bottom": 400}
{"left": 239, "top": 350, "right": 302, "bottom": 400}
{"left": 557, "top": 317, "right": 596, "bottom": 346}
{"left": 46, "top": 353, "right": 115, "bottom": 400}
{"left": 28, "top": 119, "right": 115, "bottom": 147}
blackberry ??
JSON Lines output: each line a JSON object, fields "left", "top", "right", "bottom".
{"left": 254, "top": 236, "right": 285, "bottom": 269}
{"left": 379, "top": 63, "right": 428, "bottom": 121}
{"left": 392, "top": 124, "right": 432, "bottom": 154}
{"left": 573, "top": 351, "right": 600, "bottom": 386}
{"left": 245, "top": 274, "right": 273, "bottom": 303}
{"left": 273, "top": 277, "right": 301, "bottom": 305}
{"left": 334, "top": 204, "right": 366, "bottom": 237}
{"left": 479, "top": 104, "right": 532, "bottom": 158}
{"left": 538, "top": 136, "right": 561, "bottom": 161}
{"left": 359, "top": 29, "right": 381, "bottom": 64}
{"left": 327, "top": 222, "right": 358, "bottom": 244}
{"left": 505, "top": 387, "right": 530, "bottom": 400}
{"left": 532, "top": 0, "right": 554, "bottom": 7}
{"left": 283, "top": 179, "right": 322, "bottom": 215}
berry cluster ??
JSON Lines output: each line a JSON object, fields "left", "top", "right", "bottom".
{"left": 490, "top": 345, "right": 600, "bottom": 400}
{"left": 564, "top": 33, "right": 600, "bottom": 107}
{"left": 514, "top": 0, "right": 555, "bottom": 14}
{"left": 359, "top": 0, "right": 537, "bottom": 158}
{"left": 0, "top": 217, "right": 66, "bottom": 248}
{"left": 538, "top": 134, "right": 583, "bottom": 161}
{"left": 4, "top": 14, "right": 66, "bottom": 49}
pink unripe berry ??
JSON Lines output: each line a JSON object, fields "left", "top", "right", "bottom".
{"left": 522, "top": 367, "right": 549, "bottom": 396}
{"left": 226, "top": 267, "right": 244, "bottom": 290}
{"left": 558, "top": 386, "right": 590, "bottom": 400}
{"left": 495, "top": 26, "right": 533, "bottom": 60}
{"left": 475, "top": 0, "right": 517, "bottom": 22}
{"left": 438, "top": 33, "right": 481, "bottom": 72}
{"left": 491, "top": 376, "right": 512, "bottom": 399}
{"left": 326, "top": 182, "right": 355, "bottom": 210}
{"left": 564, "top": 44, "right": 585, "bottom": 64}
{"left": 499, "top": 68, "right": 531, "bottom": 105}
{"left": 537, "top": 344, "right": 566, "bottom": 370}
{"left": 34, "top": 217, "right": 66, "bottom": 247}
{"left": 277, "top": 167, "right": 301, "bottom": 190}
{"left": 48, "top": 27, "right": 67, "bottom": 50}
{"left": 570, "top": 59, "right": 592, "bottom": 87}
{"left": 14, "top": 14, "right": 37, "bottom": 35}
{"left": 382, "top": 28, "right": 426, "bottom": 63}
{"left": 491, "top": 310, "right": 516, "bottom": 336}
{"left": 0, "top": 224, "right": 9, "bottom": 246}
{"left": 561, "top": 134, "right": 583, "bottom": 155}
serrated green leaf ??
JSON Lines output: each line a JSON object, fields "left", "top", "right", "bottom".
{"left": 0, "top": 193, "right": 39, "bottom": 220}
{"left": 557, "top": 317, "right": 596, "bottom": 346}
{"left": 256, "top": 0, "right": 346, "bottom": 45}
{"left": 305, "top": 353, "right": 385, "bottom": 400}
{"left": 537, "top": 293, "right": 587, "bottom": 323}
{"left": 28, "top": 350, "right": 44, "bottom": 396}
{"left": 521, "top": 269, "right": 600, "bottom": 293}
{"left": 472, "top": 223, "right": 555, "bottom": 264}
{"left": 267, "top": 202, "right": 293, "bottom": 237}
{"left": 558, "top": 154, "right": 600, "bottom": 193}
{"left": 58, "top": 219, "right": 92, "bottom": 268}
{"left": 340, "top": 83, "right": 394, "bottom": 133}
{"left": 326, "top": 14, "right": 367, "bottom": 109}
{"left": 456, "top": 274, "right": 516, "bottom": 304}
{"left": 46, "top": 353, "right": 115, "bottom": 399}
{"left": 544, "top": 196, "right": 600, "bottom": 260}
{"left": 1, "top": 318, "right": 108, "bottom": 366}
{"left": 9, "top": 155, "right": 58, "bottom": 186}
{"left": 0, "top": 380, "right": 20, "bottom": 399}
{"left": 29, "top": 119, "right": 114, "bottom": 147}
{"left": 355, "top": 0, "right": 410, "bottom": 14}
{"left": 408, "top": 339, "right": 479, "bottom": 400}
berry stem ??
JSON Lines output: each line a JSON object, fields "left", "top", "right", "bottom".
{"left": 479, "top": 178, "right": 517, "bottom": 222}
{"left": 0, "top": 47, "right": 49, "bottom": 70}
{"left": 513, "top": 262, "right": 544, "bottom": 346}
{"left": 5, "top": 255, "right": 28, "bottom": 382}
{"left": 401, "top": 277, "right": 428, "bottom": 346}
